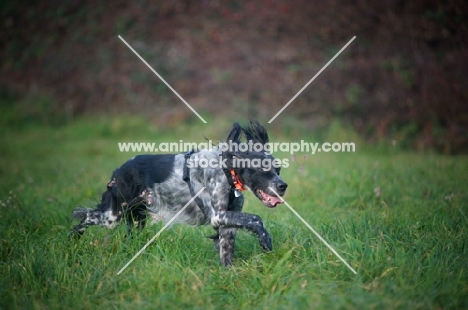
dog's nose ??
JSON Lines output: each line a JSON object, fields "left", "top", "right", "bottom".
{"left": 277, "top": 182, "right": 288, "bottom": 193}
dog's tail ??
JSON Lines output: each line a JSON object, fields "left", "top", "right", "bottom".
{"left": 71, "top": 207, "right": 93, "bottom": 220}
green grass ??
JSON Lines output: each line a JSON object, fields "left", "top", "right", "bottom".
{"left": 0, "top": 115, "right": 467, "bottom": 309}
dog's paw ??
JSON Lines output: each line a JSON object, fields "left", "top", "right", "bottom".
{"left": 219, "top": 246, "right": 234, "bottom": 266}
{"left": 220, "top": 255, "right": 234, "bottom": 267}
{"left": 259, "top": 232, "right": 272, "bottom": 252}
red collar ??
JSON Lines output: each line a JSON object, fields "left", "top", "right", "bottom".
{"left": 230, "top": 170, "right": 246, "bottom": 191}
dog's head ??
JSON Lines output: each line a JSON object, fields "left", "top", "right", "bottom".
{"left": 223, "top": 120, "right": 288, "bottom": 208}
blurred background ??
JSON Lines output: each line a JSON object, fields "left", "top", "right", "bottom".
{"left": 1, "top": 0, "right": 467, "bottom": 153}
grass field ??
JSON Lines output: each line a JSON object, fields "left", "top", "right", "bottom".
{"left": 0, "top": 114, "right": 467, "bottom": 309}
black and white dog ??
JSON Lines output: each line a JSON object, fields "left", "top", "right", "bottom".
{"left": 70, "top": 120, "right": 287, "bottom": 265}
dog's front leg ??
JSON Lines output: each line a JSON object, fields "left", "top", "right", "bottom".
{"left": 215, "top": 192, "right": 244, "bottom": 265}
{"left": 212, "top": 211, "right": 272, "bottom": 253}
{"left": 218, "top": 227, "right": 237, "bottom": 266}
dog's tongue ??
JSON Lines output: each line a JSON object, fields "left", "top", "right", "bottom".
{"left": 262, "top": 192, "right": 283, "bottom": 207}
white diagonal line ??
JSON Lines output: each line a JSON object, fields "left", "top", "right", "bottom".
{"left": 117, "top": 187, "right": 206, "bottom": 275}
{"left": 118, "top": 35, "right": 207, "bottom": 124}
{"left": 268, "top": 36, "right": 356, "bottom": 123}
{"left": 269, "top": 188, "right": 357, "bottom": 274}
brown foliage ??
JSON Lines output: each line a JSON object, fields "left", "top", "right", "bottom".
{"left": 1, "top": 0, "right": 467, "bottom": 152}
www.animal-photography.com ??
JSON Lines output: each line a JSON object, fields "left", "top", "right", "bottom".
{"left": 1, "top": 1, "right": 467, "bottom": 309}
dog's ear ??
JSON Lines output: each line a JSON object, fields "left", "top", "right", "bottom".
{"left": 243, "top": 120, "right": 269, "bottom": 145}
{"left": 226, "top": 122, "right": 242, "bottom": 143}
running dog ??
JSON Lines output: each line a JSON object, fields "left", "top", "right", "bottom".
{"left": 70, "top": 120, "right": 288, "bottom": 265}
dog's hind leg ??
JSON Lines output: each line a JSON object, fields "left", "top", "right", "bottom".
{"left": 122, "top": 200, "right": 147, "bottom": 236}
{"left": 122, "top": 189, "right": 151, "bottom": 236}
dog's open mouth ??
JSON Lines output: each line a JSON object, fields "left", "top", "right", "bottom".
{"left": 257, "top": 189, "right": 284, "bottom": 208}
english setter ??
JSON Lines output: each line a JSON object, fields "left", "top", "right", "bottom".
{"left": 70, "top": 120, "right": 287, "bottom": 265}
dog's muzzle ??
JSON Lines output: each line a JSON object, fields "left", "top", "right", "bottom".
{"left": 258, "top": 181, "right": 288, "bottom": 208}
